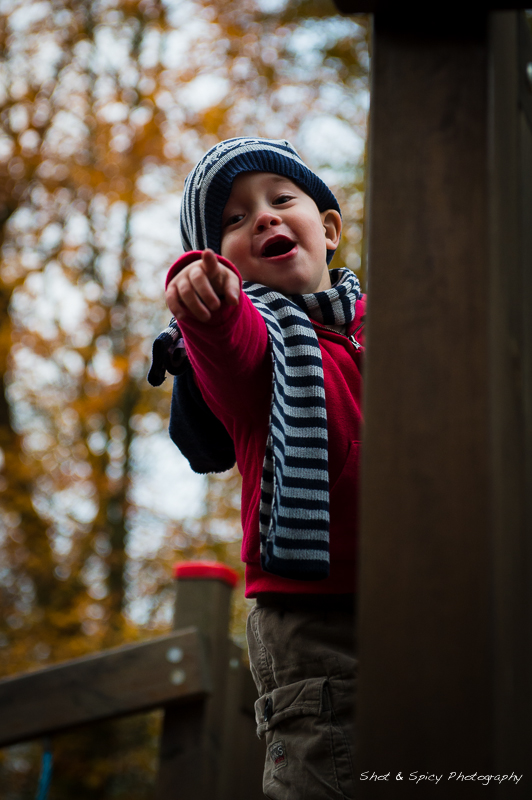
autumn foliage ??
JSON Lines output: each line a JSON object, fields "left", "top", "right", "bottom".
{"left": 0, "top": 0, "right": 367, "bottom": 795}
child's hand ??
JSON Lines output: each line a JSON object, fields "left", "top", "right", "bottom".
{"left": 165, "top": 249, "right": 240, "bottom": 322}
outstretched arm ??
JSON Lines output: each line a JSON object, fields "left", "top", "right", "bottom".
{"left": 163, "top": 250, "right": 271, "bottom": 428}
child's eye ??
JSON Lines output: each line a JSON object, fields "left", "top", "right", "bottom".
{"left": 273, "top": 194, "right": 293, "bottom": 205}
{"left": 224, "top": 213, "right": 244, "bottom": 227}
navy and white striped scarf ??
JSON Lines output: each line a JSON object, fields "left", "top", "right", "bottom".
{"left": 149, "top": 267, "right": 361, "bottom": 581}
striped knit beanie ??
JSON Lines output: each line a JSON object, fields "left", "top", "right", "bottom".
{"left": 180, "top": 137, "right": 341, "bottom": 264}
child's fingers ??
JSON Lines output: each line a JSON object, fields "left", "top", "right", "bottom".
{"left": 219, "top": 267, "right": 240, "bottom": 305}
{"left": 201, "top": 248, "right": 221, "bottom": 277}
{"left": 201, "top": 249, "right": 240, "bottom": 305}
{"left": 165, "top": 252, "right": 240, "bottom": 321}
{"left": 166, "top": 270, "right": 214, "bottom": 322}
{"left": 165, "top": 281, "right": 186, "bottom": 319}
{"left": 187, "top": 262, "right": 223, "bottom": 311}
{"left": 172, "top": 274, "right": 214, "bottom": 322}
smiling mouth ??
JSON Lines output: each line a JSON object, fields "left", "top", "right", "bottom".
{"left": 261, "top": 237, "right": 296, "bottom": 258}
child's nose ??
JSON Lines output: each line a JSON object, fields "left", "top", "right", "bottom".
{"left": 253, "top": 210, "right": 282, "bottom": 233}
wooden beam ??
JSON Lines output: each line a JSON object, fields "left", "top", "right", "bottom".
{"left": 356, "top": 9, "right": 531, "bottom": 795}
{"left": 357, "top": 6, "right": 486, "bottom": 798}
{"left": 334, "top": 1, "right": 527, "bottom": 12}
{"left": 488, "top": 10, "right": 532, "bottom": 777}
{"left": 0, "top": 628, "right": 209, "bottom": 748}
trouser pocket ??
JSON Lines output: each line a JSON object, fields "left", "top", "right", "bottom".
{"left": 254, "top": 678, "right": 354, "bottom": 800}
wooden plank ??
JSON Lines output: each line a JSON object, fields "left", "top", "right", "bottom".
{"left": 357, "top": 11, "right": 494, "bottom": 792}
{"left": 488, "top": 11, "right": 532, "bottom": 783}
{"left": 334, "top": 1, "right": 527, "bottom": 12}
{"left": 356, "top": 9, "right": 532, "bottom": 795}
{"left": 520, "top": 39, "right": 532, "bottom": 568}
{"left": 0, "top": 628, "right": 209, "bottom": 749}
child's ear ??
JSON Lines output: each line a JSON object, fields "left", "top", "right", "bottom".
{"left": 321, "top": 209, "right": 342, "bottom": 251}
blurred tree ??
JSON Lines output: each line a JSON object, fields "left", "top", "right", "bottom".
{"left": 0, "top": 0, "right": 368, "bottom": 795}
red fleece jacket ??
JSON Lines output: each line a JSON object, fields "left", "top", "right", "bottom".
{"left": 167, "top": 252, "right": 365, "bottom": 597}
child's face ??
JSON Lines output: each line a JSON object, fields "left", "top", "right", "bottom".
{"left": 220, "top": 172, "right": 341, "bottom": 295}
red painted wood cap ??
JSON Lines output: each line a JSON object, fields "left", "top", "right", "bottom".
{"left": 173, "top": 561, "right": 239, "bottom": 588}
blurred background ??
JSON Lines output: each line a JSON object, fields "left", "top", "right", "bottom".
{"left": 0, "top": 0, "right": 368, "bottom": 795}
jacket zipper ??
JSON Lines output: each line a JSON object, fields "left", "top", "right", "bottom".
{"left": 315, "top": 320, "right": 364, "bottom": 350}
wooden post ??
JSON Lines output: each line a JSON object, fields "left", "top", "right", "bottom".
{"left": 332, "top": 2, "right": 532, "bottom": 793}
{"left": 154, "top": 561, "right": 238, "bottom": 800}
{"left": 218, "top": 640, "right": 266, "bottom": 800}
{"left": 359, "top": 12, "right": 494, "bottom": 789}
{"left": 487, "top": 10, "right": 532, "bottom": 783}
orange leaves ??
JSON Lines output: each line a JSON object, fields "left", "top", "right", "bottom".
{"left": 199, "top": 102, "right": 230, "bottom": 137}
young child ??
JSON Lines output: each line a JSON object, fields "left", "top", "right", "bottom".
{"left": 150, "top": 138, "right": 365, "bottom": 799}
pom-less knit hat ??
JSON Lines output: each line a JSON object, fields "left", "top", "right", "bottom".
{"left": 180, "top": 137, "right": 341, "bottom": 264}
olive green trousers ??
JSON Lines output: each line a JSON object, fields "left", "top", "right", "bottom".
{"left": 246, "top": 598, "right": 357, "bottom": 800}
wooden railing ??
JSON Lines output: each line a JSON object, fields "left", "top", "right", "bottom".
{"left": 0, "top": 562, "right": 265, "bottom": 800}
